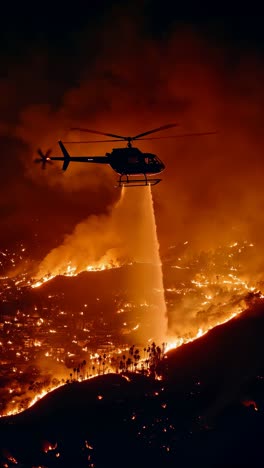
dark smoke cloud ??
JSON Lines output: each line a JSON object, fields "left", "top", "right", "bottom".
{"left": 1, "top": 5, "right": 264, "bottom": 260}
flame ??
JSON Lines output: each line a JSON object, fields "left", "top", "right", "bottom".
{"left": 2, "top": 235, "right": 263, "bottom": 418}
{"left": 0, "top": 383, "right": 64, "bottom": 417}
{"left": 32, "top": 261, "right": 119, "bottom": 288}
{"left": 166, "top": 309, "right": 241, "bottom": 352}
{"left": 32, "top": 274, "right": 56, "bottom": 288}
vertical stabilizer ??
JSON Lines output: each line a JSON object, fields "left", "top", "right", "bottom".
{"left": 58, "top": 140, "right": 70, "bottom": 171}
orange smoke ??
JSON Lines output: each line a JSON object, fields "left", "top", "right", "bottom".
{"left": 34, "top": 184, "right": 164, "bottom": 281}
{"left": 13, "top": 25, "right": 264, "bottom": 259}
{"left": 2, "top": 10, "right": 264, "bottom": 348}
{"left": 33, "top": 185, "right": 168, "bottom": 344}
{"left": 0, "top": 11, "right": 258, "bottom": 256}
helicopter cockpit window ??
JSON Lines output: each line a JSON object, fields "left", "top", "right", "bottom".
{"left": 145, "top": 157, "right": 155, "bottom": 165}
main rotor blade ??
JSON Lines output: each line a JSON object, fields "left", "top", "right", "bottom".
{"left": 132, "top": 123, "right": 179, "bottom": 140}
{"left": 70, "top": 127, "right": 126, "bottom": 140}
{"left": 136, "top": 131, "right": 217, "bottom": 140}
{"left": 62, "top": 139, "right": 122, "bottom": 143}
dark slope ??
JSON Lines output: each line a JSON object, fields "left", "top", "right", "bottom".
{"left": 166, "top": 296, "right": 264, "bottom": 405}
{"left": 164, "top": 296, "right": 264, "bottom": 467}
{"left": 0, "top": 373, "right": 165, "bottom": 468}
{"left": 1, "top": 298, "right": 264, "bottom": 467}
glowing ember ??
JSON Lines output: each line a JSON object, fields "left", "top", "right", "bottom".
{"left": 7, "top": 455, "right": 18, "bottom": 465}
{"left": 242, "top": 399, "right": 258, "bottom": 411}
{"left": 42, "top": 441, "right": 58, "bottom": 453}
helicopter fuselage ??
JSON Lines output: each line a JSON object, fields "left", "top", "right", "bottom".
{"left": 108, "top": 147, "right": 165, "bottom": 176}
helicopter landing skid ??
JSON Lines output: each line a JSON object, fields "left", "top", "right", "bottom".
{"left": 117, "top": 175, "right": 162, "bottom": 188}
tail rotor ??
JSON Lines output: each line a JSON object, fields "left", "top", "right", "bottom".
{"left": 35, "top": 149, "right": 53, "bottom": 169}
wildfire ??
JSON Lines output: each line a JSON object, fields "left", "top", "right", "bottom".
{"left": 31, "top": 261, "right": 120, "bottom": 288}
{"left": 1, "top": 237, "right": 263, "bottom": 419}
{"left": 1, "top": 383, "right": 64, "bottom": 417}
{"left": 165, "top": 309, "right": 241, "bottom": 352}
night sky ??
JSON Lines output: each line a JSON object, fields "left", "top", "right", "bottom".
{"left": 1, "top": 3, "right": 264, "bottom": 261}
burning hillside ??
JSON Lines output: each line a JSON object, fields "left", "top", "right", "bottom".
{"left": 1, "top": 233, "right": 262, "bottom": 418}
{"left": 1, "top": 299, "right": 264, "bottom": 468}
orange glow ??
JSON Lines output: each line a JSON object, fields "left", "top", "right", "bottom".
{"left": 32, "top": 262, "right": 118, "bottom": 288}
{"left": 0, "top": 383, "right": 64, "bottom": 417}
{"left": 42, "top": 440, "right": 58, "bottom": 453}
{"left": 242, "top": 399, "right": 258, "bottom": 411}
{"left": 166, "top": 310, "right": 241, "bottom": 352}
{"left": 7, "top": 455, "right": 18, "bottom": 465}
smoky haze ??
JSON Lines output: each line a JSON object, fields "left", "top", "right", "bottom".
{"left": 1, "top": 6, "right": 264, "bottom": 264}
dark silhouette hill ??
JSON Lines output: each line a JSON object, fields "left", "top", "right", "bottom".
{"left": 1, "top": 295, "right": 264, "bottom": 467}
{"left": 166, "top": 294, "right": 264, "bottom": 388}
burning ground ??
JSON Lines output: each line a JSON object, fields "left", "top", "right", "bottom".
{"left": 1, "top": 300, "right": 264, "bottom": 468}
{"left": 0, "top": 236, "right": 263, "bottom": 418}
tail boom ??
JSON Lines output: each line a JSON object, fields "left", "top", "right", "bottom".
{"left": 49, "top": 141, "right": 109, "bottom": 171}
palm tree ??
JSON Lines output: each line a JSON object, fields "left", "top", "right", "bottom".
{"left": 162, "top": 342, "right": 166, "bottom": 357}
{"left": 119, "top": 360, "right": 125, "bottom": 372}
{"left": 134, "top": 349, "right": 140, "bottom": 371}
{"left": 126, "top": 358, "right": 132, "bottom": 372}
{"left": 98, "top": 355, "right": 102, "bottom": 374}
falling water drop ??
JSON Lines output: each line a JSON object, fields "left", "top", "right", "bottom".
{"left": 122, "top": 185, "right": 168, "bottom": 344}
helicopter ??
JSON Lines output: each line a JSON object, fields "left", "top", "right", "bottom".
{"left": 35, "top": 124, "right": 216, "bottom": 187}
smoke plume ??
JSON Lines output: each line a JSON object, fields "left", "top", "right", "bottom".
{"left": 5, "top": 15, "right": 263, "bottom": 253}
{"left": 2, "top": 6, "right": 264, "bottom": 339}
